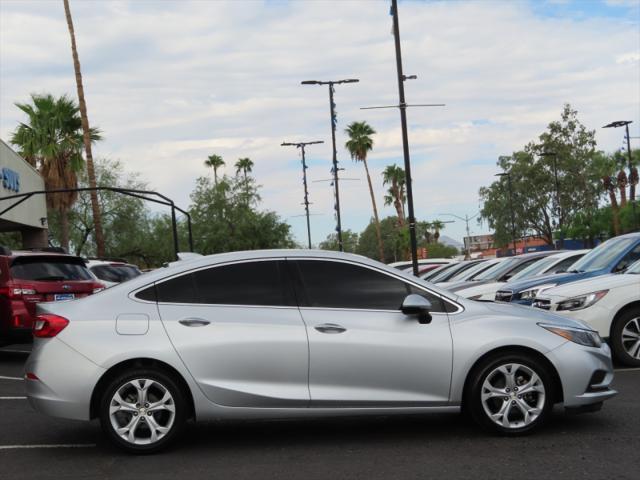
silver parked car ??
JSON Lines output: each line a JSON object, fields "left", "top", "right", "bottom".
{"left": 26, "top": 250, "right": 616, "bottom": 453}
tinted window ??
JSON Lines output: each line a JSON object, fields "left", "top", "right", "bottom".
{"left": 91, "top": 265, "right": 141, "bottom": 283}
{"left": 135, "top": 285, "right": 157, "bottom": 302}
{"left": 11, "top": 256, "right": 93, "bottom": 281}
{"left": 616, "top": 243, "right": 640, "bottom": 272}
{"left": 295, "top": 260, "right": 451, "bottom": 312}
{"left": 155, "top": 260, "right": 294, "bottom": 306}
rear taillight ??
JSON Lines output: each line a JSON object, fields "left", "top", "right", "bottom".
{"left": 0, "top": 284, "right": 37, "bottom": 299}
{"left": 33, "top": 314, "right": 69, "bottom": 338}
{"left": 91, "top": 282, "right": 106, "bottom": 294}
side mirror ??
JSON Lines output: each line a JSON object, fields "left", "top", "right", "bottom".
{"left": 401, "top": 294, "right": 433, "bottom": 324}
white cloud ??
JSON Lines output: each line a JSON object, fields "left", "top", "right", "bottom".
{"left": 0, "top": 0, "right": 638, "bottom": 245}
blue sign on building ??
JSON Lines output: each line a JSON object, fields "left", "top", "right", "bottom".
{"left": 2, "top": 167, "right": 20, "bottom": 193}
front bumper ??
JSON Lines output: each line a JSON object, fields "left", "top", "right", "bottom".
{"left": 547, "top": 340, "right": 617, "bottom": 408}
{"left": 25, "top": 338, "right": 105, "bottom": 421}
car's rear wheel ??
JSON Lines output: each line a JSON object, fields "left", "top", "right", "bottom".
{"left": 467, "top": 353, "right": 555, "bottom": 435}
{"left": 99, "top": 369, "right": 187, "bottom": 453}
{"left": 611, "top": 309, "right": 640, "bottom": 367}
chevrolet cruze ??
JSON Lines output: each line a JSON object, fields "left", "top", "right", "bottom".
{"left": 25, "top": 250, "right": 616, "bottom": 453}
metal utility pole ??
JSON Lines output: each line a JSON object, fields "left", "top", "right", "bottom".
{"left": 603, "top": 120, "right": 638, "bottom": 230}
{"left": 440, "top": 212, "right": 479, "bottom": 259}
{"left": 540, "top": 152, "right": 563, "bottom": 249}
{"left": 495, "top": 172, "right": 518, "bottom": 256}
{"left": 281, "top": 140, "right": 324, "bottom": 249}
{"left": 391, "top": 0, "right": 419, "bottom": 276}
{"left": 301, "top": 79, "right": 359, "bottom": 252}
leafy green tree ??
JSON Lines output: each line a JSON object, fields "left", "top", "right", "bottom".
{"left": 480, "top": 104, "right": 604, "bottom": 246}
{"left": 10, "top": 93, "right": 101, "bottom": 251}
{"left": 319, "top": 230, "right": 359, "bottom": 253}
{"left": 204, "top": 154, "right": 225, "bottom": 185}
{"left": 345, "top": 121, "right": 384, "bottom": 261}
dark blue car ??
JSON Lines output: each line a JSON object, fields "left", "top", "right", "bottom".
{"left": 495, "top": 232, "right": 640, "bottom": 305}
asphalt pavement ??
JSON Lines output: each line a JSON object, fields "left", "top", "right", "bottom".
{"left": 0, "top": 345, "right": 638, "bottom": 480}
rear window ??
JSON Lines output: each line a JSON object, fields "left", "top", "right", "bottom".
{"left": 90, "top": 265, "right": 141, "bottom": 283}
{"left": 10, "top": 256, "right": 93, "bottom": 281}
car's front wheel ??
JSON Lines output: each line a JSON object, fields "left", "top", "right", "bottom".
{"left": 466, "top": 353, "right": 555, "bottom": 435}
{"left": 99, "top": 369, "right": 187, "bottom": 453}
{"left": 611, "top": 309, "right": 640, "bottom": 367}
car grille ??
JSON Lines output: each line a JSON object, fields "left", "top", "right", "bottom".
{"left": 532, "top": 299, "right": 551, "bottom": 310}
{"left": 494, "top": 290, "right": 513, "bottom": 302}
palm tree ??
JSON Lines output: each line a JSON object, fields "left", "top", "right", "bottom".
{"left": 603, "top": 175, "right": 621, "bottom": 235}
{"left": 11, "top": 94, "right": 101, "bottom": 251}
{"left": 382, "top": 164, "right": 406, "bottom": 225}
{"left": 430, "top": 220, "right": 445, "bottom": 243}
{"left": 345, "top": 121, "right": 384, "bottom": 262}
{"left": 63, "top": 0, "right": 105, "bottom": 257}
{"left": 205, "top": 154, "right": 225, "bottom": 185}
{"left": 235, "top": 157, "right": 254, "bottom": 182}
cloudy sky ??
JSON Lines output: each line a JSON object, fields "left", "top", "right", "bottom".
{"left": 1, "top": 0, "right": 639, "bottom": 246}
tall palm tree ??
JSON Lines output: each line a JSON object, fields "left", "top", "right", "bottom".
{"left": 382, "top": 164, "right": 406, "bottom": 225}
{"left": 235, "top": 157, "right": 254, "bottom": 182}
{"left": 11, "top": 94, "right": 101, "bottom": 251}
{"left": 345, "top": 121, "right": 384, "bottom": 262}
{"left": 63, "top": 0, "right": 105, "bottom": 257}
{"left": 430, "top": 220, "right": 445, "bottom": 243}
{"left": 603, "top": 175, "right": 621, "bottom": 235}
{"left": 205, "top": 154, "right": 225, "bottom": 185}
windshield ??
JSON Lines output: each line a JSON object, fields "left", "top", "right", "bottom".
{"left": 509, "top": 256, "right": 556, "bottom": 281}
{"left": 90, "top": 265, "right": 141, "bottom": 283}
{"left": 451, "top": 259, "right": 499, "bottom": 281}
{"left": 627, "top": 260, "right": 640, "bottom": 274}
{"left": 569, "top": 237, "right": 637, "bottom": 273}
{"left": 11, "top": 256, "right": 93, "bottom": 281}
{"left": 473, "top": 257, "right": 519, "bottom": 281}
{"left": 430, "top": 261, "right": 482, "bottom": 283}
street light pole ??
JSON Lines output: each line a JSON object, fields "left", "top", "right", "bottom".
{"left": 540, "top": 152, "right": 563, "bottom": 249}
{"left": 390, "top": 0, "right": 419, "bottom": 276}
{"left": 281, "top": 140, "right": 324, "bottom": 249}
{"left": 302, "top": 78, "right": 359, "bottom": 252}
{"left": 495, "top": 172, "right": 517, "bottom": 256}
{"left": 604, "top": 120, "right": 638, "bottom": 230}
{"left": 440, "top": 212, "right": 479, "bottom": 260}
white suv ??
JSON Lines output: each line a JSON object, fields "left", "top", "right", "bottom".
{"left": 85, "top": 259, "right": 142, "bottom": 288}
{"left": 534, "top": 260, "right": 640, "bottom": 366}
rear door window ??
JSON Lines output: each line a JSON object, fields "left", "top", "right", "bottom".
{"left": 10, "top": 256, "right": 93, "bottom": 281}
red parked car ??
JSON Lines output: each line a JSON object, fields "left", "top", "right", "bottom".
{"left": 0, "top": 247, "right": 105, "bottom": 346}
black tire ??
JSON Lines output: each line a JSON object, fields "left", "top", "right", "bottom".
{"left": 465, "top": 352, "right": 555, "bottom": 435}
{"left": 99, "top": 368, "right": 187, "bottom": 454}
{"left": 611, "top": 308, "right": 640, "bottom": 367}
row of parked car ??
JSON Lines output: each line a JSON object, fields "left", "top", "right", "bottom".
{"left": 397, "top": 232, "right": 640, "bottom": 366}
{"left": 0, "top": 246, "right": 141, "bottom": 346}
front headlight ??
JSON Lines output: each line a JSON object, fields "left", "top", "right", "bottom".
{"left": 538, "top": 323, "right": 602, "bottom": 348}
{"left": 556, "top": 290, "right": 608, "bottom": 311}
{"left": 519, "top": 283, "right": 558, "bottom": 300}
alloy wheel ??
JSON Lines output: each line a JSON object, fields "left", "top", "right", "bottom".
{"left": 480, "top": 363, "right": 545, "bottom": 429}
{"left": 621, "top": 317, "right": 640, "bottom": 360}
{"left": 109, "top": 378, "right": 176, "bottom": 445}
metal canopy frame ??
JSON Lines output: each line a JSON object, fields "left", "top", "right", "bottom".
{"left": 0, "top": 187, "right": 193, "bottom": 260}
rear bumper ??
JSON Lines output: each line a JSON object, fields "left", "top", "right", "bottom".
{"left": 25, "top": 338, "right": 105, "bottom": 421}
{"left": 547, "top": 341, "right": 617, "bottom": 408}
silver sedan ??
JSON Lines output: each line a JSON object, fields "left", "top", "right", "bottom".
{"left": 25, "top": 250, "right": 616, "bottom": 453}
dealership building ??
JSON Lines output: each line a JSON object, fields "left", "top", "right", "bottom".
{"left": 0, "top": 139, "right": 48, "bottom": 248}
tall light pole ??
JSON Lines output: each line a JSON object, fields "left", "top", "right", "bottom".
{"left": 281, "top": 140, "right": 324, "bottom": 249}
{"left": 540, "top": 151, "right": 563, "bottom": 249}
{"left": 302, "top": 79, "right": 359, "bottom": 251}
{"left": 391, "top": 0, "right": 419, "bottom": 276}
{"left": 440, "top": 212, "right": 479, "bottom": 259}
{"left": 603, "top": 120, "right": 638, "bottom": 230}
{"left": 495, "top": 172, "right": 517, "bottom": 256}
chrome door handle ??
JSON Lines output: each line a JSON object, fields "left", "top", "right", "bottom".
{"left": 178, "top": 318, "right": 210, "bottom": 327}
{"left": 314, "top": 323, "right": 347, "bottom": 334}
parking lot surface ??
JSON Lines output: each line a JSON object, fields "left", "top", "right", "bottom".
{"left": 1, "top": 345, "right": 638, "bottom": 480}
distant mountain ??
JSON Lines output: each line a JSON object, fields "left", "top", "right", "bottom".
{"left": 439, "top": 235, "right": 463, "bottom": 250}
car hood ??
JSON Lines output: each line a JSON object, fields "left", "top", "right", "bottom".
{"left": 445, "top": 279, "right": 493, "bottom": 292}
{"left": 500, "top": 271, "right": 586, "bottom": 293}
{"left": 455, "top": 281, "right": 504, "bottom": 299}
{"left": 537, "top": 272, "right": 639, "bottom": 300}
{"left": 472, "top": 299, "right": 594, "bottom": 331}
